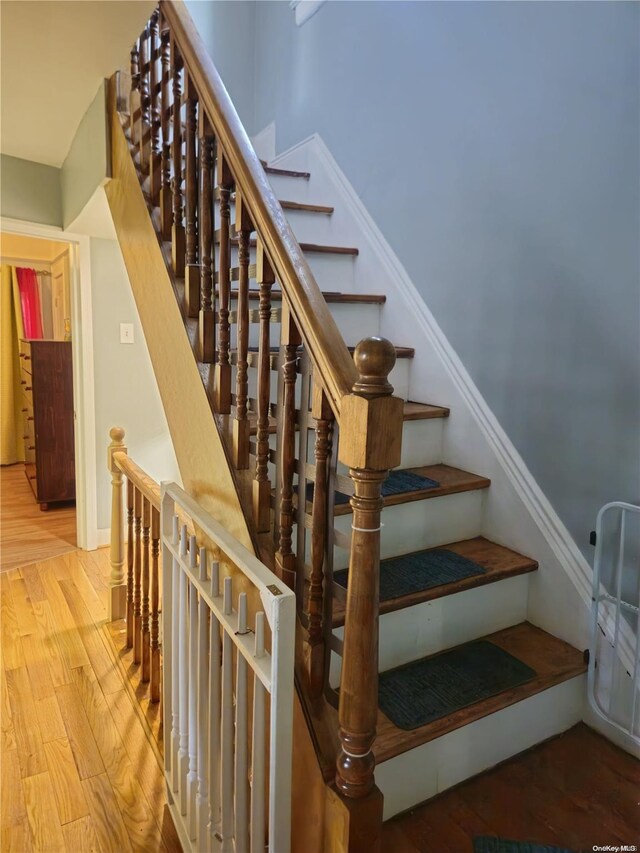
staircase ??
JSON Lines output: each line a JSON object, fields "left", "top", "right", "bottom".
{"left": 105, "top": 3, "right": 587, "bottom": 849}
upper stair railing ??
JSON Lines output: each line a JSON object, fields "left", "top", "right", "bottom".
{"left": 122, "top": 0, "right": 405, "bottom": 813}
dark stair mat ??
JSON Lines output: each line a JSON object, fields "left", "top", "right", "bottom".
{"left": 474, "top": 839, "right": 576, "bottom": 853}
{"left": 378, "top": 640, "right": 536, "bottom": 731}
{"left": 303, "top": 469, "right": 440, "bottom": 507}
{"left": 333, "top": 548, "right": 486, "bottom": 601}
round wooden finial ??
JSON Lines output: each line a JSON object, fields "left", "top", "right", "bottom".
{"left": 109, "top": 426, "right": 125, "bottom": 444}
{"left": 352, "top": 336, "right": 396, "bottom": 398}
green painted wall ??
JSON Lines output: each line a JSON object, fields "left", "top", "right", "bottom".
{"left": 0, "top": 154, "right": 62, "bottom": 226}
{"left": 61, "top": 81, "right": 110, "bottom": 229}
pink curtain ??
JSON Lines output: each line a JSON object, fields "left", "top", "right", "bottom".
{"left": 16, "top": 268, "right": 43, "bottom": 339}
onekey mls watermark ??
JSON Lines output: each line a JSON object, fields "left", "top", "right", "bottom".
{"left": 592, "top": 846, "right": 638, "bottom": 852}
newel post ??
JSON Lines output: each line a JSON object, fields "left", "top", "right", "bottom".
{"left": 335, "top": 338, "right": 403, "bottom": 817}
{"left": 107, "top": 427, "right": 128, "bottom": 621}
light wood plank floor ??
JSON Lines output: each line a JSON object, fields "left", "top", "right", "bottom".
{"left": 1, "top": 464, "right": 77, "bottom": 572}
{"left": 1, "top": 547, "right": 181, "bottom": 852}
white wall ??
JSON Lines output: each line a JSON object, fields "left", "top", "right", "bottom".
{"left": 89, "top": 235, "right": 180, "bottom": 532}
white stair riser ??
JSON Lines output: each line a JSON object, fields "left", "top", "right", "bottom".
{"left": 266, "top": 173, "right": 314, "bottom": 203}
{"left": 376, "top": 675, "right": 586, "bottom": 819}
{"left": 333, "top": 489, "right": 485, "bottom": 570}
{"left": 329, "top": 575, "right": 529, "bottom": 687}
{"left": 225, "top": 301, "right": 381, "bottom": 350}
{"left": 215, "top": 199, "right": 334, "bottom": 245}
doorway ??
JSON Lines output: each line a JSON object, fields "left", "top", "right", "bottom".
{"left": 0, "top": 223, "right": 98, "bottom": 567}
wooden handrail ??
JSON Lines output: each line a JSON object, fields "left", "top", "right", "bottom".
{"left": 161, "top": 0, "right": 357, "bottom": 417}
{"left": 112, "top": 449, "right": 197, "bottom": 540}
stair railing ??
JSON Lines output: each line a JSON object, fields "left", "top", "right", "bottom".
{"left": 123, "top": 0, "right": 406, "bottom": 807}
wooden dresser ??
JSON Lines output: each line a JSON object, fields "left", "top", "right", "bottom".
{"left": 20, "top": 340, "right": 75, "bottom": 510}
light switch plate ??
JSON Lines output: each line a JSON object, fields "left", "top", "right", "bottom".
{"left": 120, "top": 323, "right": 134, "bottom": 344}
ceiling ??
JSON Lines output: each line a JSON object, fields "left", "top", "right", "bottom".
{"left": 0, "top": 0, "right": 156, "bottom": 167}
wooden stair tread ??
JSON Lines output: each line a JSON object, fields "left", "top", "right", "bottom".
{"left": 374, "top": 622, "right": 587, "bottom": 764}
{"left": 260, "top": 161, "right": 310, "bottom": 179}
{"left": 228, "top": 289, "right": 386, "bottom": 305}
{"left": 403, "top": 401, "right": 450, "bottom": 420}
{"left": 333, "top": 464, "right": 490, "bottom": 516}
{"left": 331, "top": 536, "right": 538, "bottom": 626}
{"left": 279, "top": 199, "right": 333, "bottom": 214}
{"left": 227, "top": 236, "right": 359, "bottom": 256}
{"left": 214, "top": 187, "right": 332, "bottom": 213}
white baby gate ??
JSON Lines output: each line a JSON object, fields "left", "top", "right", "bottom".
{"left": 588, "top": 501, "right": 640, "bottom": 751}
{"left": 161, "top": 483, "right": 296, "bottom": 853}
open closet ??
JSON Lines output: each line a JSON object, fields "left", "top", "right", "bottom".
{"left": 1, "top": 233, "right": 75, "bottom": 520}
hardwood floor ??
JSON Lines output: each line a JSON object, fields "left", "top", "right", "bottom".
{"left": 1, "top": 547, "right": 181, "bottom": 852}
{"left": 382, "top": 723, "right": 640, "bottom": 852}
{"left": 1, "top": 464, "right": 76, "bottom": 572}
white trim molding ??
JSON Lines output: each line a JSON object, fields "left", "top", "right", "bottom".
{"left": 289, "top": 0, "right": 326, "bottom": 27}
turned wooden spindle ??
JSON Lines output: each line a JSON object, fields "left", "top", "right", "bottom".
{"left": 126, "top": 478, "right": 134, "bottom": 648}
{"left": 133, "top": 486, "right": 143, "bottom": 665}
{"left": 160, "top": 26, "right": 172, "bottom": 238}
{"left": 107, "top": 427, "right": 127, "bottom": 621}
{"left": 150, "top": 505, "right": 161, "bottom": 703}
{"left": 233, "top": 192, "right": 252, "bottom": 469}
{"left": 139, "top": 24, "right": 151, "bottom": 170}
{"left": 170, "top": 36, "right": 185, "bottom": 277}
{"left": 336, "top": 337, "right": 403, "bottom": 804}
{"left": 215, "top": 153, "right": 233, "bottom": 413}
{"left": 141, "top": 496, "right": 151, "bottom": 682}
{"left": 275, "top": 303, "right": 302, "bottom": 590}
{"left": 129, "top": 40, "right": 141, "bottom": 145}
{"left": 184, "top": 75, "right": 199, "bottom": 319}
{"left": 198, "top": 112, "right": 215, "bottom": 363}
{"left": 253, "top": 242, "right": 275, "bottom": 532}
{"left": 149, "top": 10, "right": 161, "bottom": 203}
{"left": 306, "top": 389, "right": 333, "bottom": 697}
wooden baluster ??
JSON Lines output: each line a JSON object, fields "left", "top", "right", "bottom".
{"left": 306, "top": 389, "right": 333, "bottom": 696}
{"left": 198, "top": 112, "right": 215, "bottom": 362}
{"left": 336, "top": 338, "right": 403, "bottom": 816}
{"left": 149, "top": 10, "right": 161, "bottom": 203}
{"left": 133, "top": 487, "right": 143, "bottom": 664}
{"left": 126, "top": 478, "right": 134, "bottom": 647}
{"left": 233, "top": 192, "right": 252, "bottom": 469}
{"left": 107, "top": 428, "right": 127, "bottom": 621}
{"left": 129, "top": 40, "right": 141, "bottom": 145}
{"left": 196, "top": 547, "right": 210, "bottom": 849}
{"left": 253, "top": 242, "right": 274, "bottom": 532}
{"left": 150, "top": 505, "right": 161, "bottom": 702}
{"left": 215, "top": 153, "right": 233, "bottom": 413}
{"left": 178, "top": 524, "right": 189, "bottom": 815}
{"left": 139, "top": 24, "right": 150, "bottom": 170}
{"left": 275, "top": 302, "right": 302, "bottom": 590}
{"left": 184, "top": 75, "right": 199, "bottom": 319}
{"left": 141, "top": 497, "right": 151, "bottom": 682}
{"left": 170, "top": 35, "right": 185, "bottom": 277}
{"left": 160, "top": 26, "right": 172, "bottom": 239}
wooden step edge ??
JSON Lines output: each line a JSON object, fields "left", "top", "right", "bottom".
{"left": 227, "top": 236, "right": 359, "bottom": 256}
{"left": 227, "top": 289, "right": 386, "bottom": 305}
{"left": 331, "top": 536, "right": 538, "bottom": 627}
{"left": 279, "top": 200, "right": 334, "bottom": 214}
{"left": 403, "top": 401, "right": 450, "bottom": 420}
{"left": 260, "top": 160, "right": 311, "bottom": 179}
{"left": 332, "top": 464, "right": 490, "bottom": 516}
{"left": 373, "top": 622, "right": 587, "bottom": 765}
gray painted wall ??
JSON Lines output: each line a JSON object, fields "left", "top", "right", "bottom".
{"left": 194, "top": 0, "right": 639, "bottom": 561}
{"left": 0, "top": 154, "right": 62, "bottom": 226}
{"left": 185, "top": 0, "right": 255, "bottom": 129}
